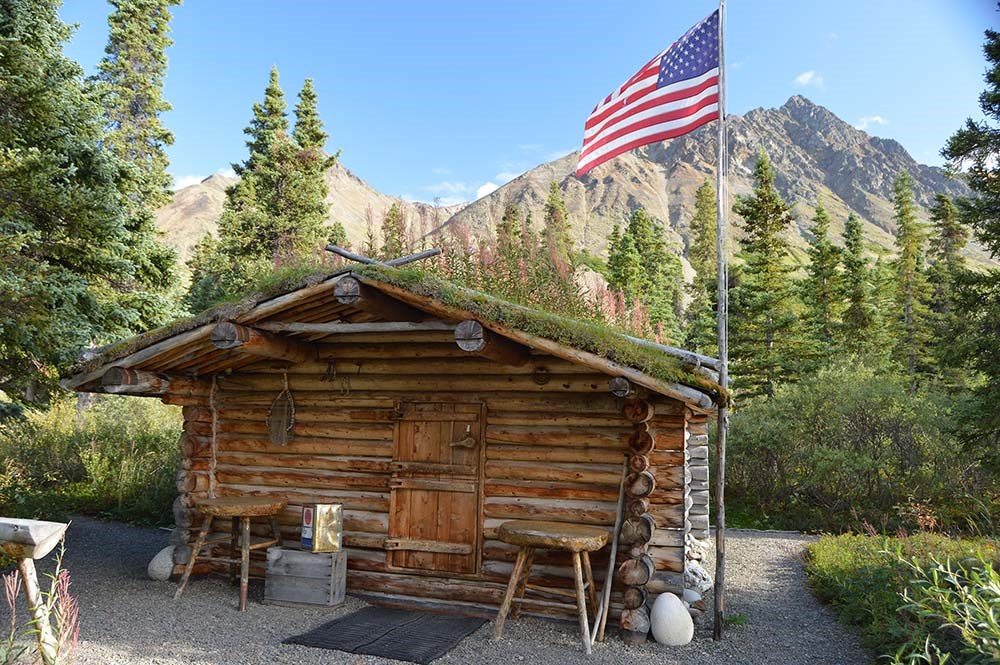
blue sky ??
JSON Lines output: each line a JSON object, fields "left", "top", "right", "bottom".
{"left": 62, "top": 0, "right": 996, "bottom": 204}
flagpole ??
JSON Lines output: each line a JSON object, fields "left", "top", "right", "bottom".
{"left": 712, "top": 0, "right": 729, "bottom": 643}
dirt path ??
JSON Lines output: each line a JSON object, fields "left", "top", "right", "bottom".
{"left": 26, "top": 517, "right": 869, "bottom": 664}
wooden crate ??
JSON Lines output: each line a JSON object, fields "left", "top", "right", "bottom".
{"left": 264, "top": 547, "right": 346, "bottom": 607}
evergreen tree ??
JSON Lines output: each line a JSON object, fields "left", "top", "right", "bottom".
{"left": 496, "top": 203, "right": 525, "bottom": 298}
{"left": 730, "top": 149, "right": 804, "bottom": 399}
{"left": 189, "top": 68, "right": 336, "bottom": 306}
{"left": 942, "top": 26, "right": 1000, "bottom": 470}
{"left": 380, "top": 203, "right": 408, "bottom": 260}
{"left": 684, "top": 180, "right": 718, "bottom": 354}
{"left": 890, "top": 171, "right": 934, "bottom": 384}
{"left": 839, "top": 213, "right": 878, "bottom": 355}
{"left": 800, "top": 203, "right": 842, "bottom": 356}
{"left": 606, "top": 222, "right": 645, "bottom": 301}
{"left": 94, "top": 0, "right": 180, "bottom": 302}
{"left": 0, "top": 0, "right": 159, "bottom": 400}
{"left": 327, "top": 221, "right": 349, "bottom": 249}
{"left": 927, "top": 194, "right": 967, "bottom": 319}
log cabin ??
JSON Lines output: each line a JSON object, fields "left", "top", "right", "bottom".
{"left": 63, "top": 264, "right": 723, "bottom": 640}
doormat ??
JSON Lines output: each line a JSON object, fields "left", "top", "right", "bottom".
{"left": 284, "top": 606, "right": 488, "bottom": 664}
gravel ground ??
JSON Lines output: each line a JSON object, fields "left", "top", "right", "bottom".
{"left": 10, "top": 517, "right": 870, "bottom": 664}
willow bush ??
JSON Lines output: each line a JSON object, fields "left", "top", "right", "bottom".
{"left": 727, "top": 363, "right": 995, "bottom": 533}
{"left": 0, "top": 396, "right": 181, "bottom": 524}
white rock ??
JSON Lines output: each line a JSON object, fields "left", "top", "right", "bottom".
{"left": 682, "top": 588, "right": 702, "bottom": 604}
{"left": 685, "top": 560, "right": 713, "bottom": 593}
{"left": 650, "top": 593, "right": 694, "bottom": 646}
{"left": 147, "top": 545, "right": 175, "bottom": 581}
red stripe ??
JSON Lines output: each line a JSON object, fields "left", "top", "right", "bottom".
{"left": 585, "top": 73, "right": 719, "bottom": 132}
{"left": 577, "top": 111, "right": 718, "bottom": 176}
{"left": 582, "top": 92, "right": 719, "bottom": 158}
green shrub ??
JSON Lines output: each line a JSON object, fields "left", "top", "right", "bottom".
{"left": 805, "top": 533, "right": 999, "bottom": 662}
{"left": 727, "top": 363, "right": 995, "bottom": 533}
{"left": 0, "top": 396, "right": 181, "bottom": 524}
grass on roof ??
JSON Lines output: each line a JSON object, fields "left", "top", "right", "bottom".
{"left": 69, "top": 262, "right": 725, "bottom": 402}
{"left": 353, "top": 264, "right": 726, "bottom": 399}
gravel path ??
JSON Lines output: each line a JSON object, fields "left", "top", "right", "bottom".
{"left": 11, "top": 517, "right": 869, "bottom": 664}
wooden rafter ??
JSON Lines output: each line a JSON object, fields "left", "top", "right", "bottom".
{"left": 454, "top": 320, "right": 529, "bottom": 366}
{"left": 333, "top": 277, "right": 425, "bottom": 322}
{"left": 210, "top": 322, "right": 318, "bottom": 363}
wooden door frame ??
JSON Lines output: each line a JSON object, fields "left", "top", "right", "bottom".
{"left": 385, "top": 399, "right": 487, "bottom": 580}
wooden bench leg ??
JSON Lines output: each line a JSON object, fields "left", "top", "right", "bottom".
{"left": 175, "top": 514, "right": 212, "bottom": 600}
{"left": 494, "top": 547, "right": 529, "bottom": 639}
{"left": 239, "top": 516, "right": 250, "bottom": 612}
{"left": 582, "top": 550, "right": 598, "bottom": 616}
{"left": 510, "top": 547, "right": 534, "bottom": 621}
{"left": 572, "top": 551, "right": 593, "bottom": 655}
{"left": 268, "top": 516, "right": 284, "bottom": 548}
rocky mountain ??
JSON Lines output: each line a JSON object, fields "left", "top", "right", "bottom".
{"left": 157, "top": 162, "right": 464, "bottom": 263}
{"left": 444, "top": 95, "right": 987, "bottom": 268}
{"left": 156, "top": 95, "right": 988, "bottom": 272}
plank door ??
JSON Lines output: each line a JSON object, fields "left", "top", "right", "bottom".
{"left": 386, "top": 402, "right": 483, "bottom": 575}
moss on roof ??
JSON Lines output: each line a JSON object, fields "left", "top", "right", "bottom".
{"left": 68, "top": 263, "right": 725, "bottom": 403}
{"left": 352, "top": 264, "right": 725, "bottom": 400}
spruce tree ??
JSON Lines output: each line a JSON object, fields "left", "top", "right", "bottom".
{"left": 328, "top": 221, "right": 349, "bottom": 249}
{"left": 0, "top": 0, "right": 159, "bottom": 400}
{"left": 890, "top": 171, "right": 934, "bottom": 384}
{"left": 942, "top": 28, "right": 1000, "bottom": 470}
{"left": 839, "top": 213, "right": 877, "bottom": 355}
{"left": 380, "top": 203, "right": 408, "bottom": 260}
{"left": 927, "top": 194, "right": 967, "bottom": 319}
{"left": 94, "top": 0, "right": 179, "bottom": 304}
{"left": 730, "top": 149, "right": 804, "bottom": 399}
{"left": 239, "top": 66, "right": 288, "bottom": 174}
{"left": 684, "top": 180, "right": 718, "bottom": 354}
{"left": 800, "top": 202, "right": 842, "bottom": 357}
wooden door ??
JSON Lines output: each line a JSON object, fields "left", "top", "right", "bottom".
{"left": 386, "top": 402, "right": 483, "bottom": 575}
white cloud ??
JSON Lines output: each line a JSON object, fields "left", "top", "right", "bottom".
{"left": 793, "top": 70, "right": 824, "bottom": 88}
{"left": 424, "top": 181, "right": 470, "bottom": 196}
{"left": 476, "top": 182, "right": 499, "bottom": 199}
{"left": 855, "top": 114, "right": 888, "bottom": 131}
{"left": 495, "top": 171, "right": 522, "bottom": 184}
{"left": 434, "top": 196, "right": 467, "bottom": 207}
{"left": 172, "top": 174, "right": 207, "bottom": 190}
{"left": 216, "top": 167, "right": 236, "bottom": 178}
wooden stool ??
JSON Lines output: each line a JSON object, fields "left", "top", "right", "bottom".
{"left": 174, "top": 497, "right": 286, "bottom": 611}
{"left": 493, "top": 520, "right": 609, "bottom": 654}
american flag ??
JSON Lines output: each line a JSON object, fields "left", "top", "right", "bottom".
{"left": 577, "top": 10, "right": 720, "bottom": 176}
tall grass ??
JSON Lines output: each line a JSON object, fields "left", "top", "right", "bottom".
{"left": 0, "top": 396, "right": 181, "bottom": 525}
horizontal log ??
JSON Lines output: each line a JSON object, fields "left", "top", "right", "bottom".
{"left": 484, "top": 480, "right": 619, "bottom": 502}
{"left": 211, "top": 322, "right": 318, "bottom": 363}
{"left": 215, "top": 420, "right": 393, "bottom": 440}
{"left": 216, "top": 452, "right": 391, "bottom": 475}
{"left": 215, "top": 467, "right": 389, "bottom": 493}
{"left": 625, "top": 470, "right": 656, "bottom": 498}
{"left": 486, "top": 444, "right": 624, "bottom": 465}
{"left": 215, "top": 486, "right": 390, "bottom": 516}
{"left": 622, "top": 398, "right": 654, "bottom": 423}
{"left": 250, "top": 358, "right": 593, "bottom": 376}
{"left": 218, "top": 436, "right": 392, "bottom": 457}
{"left": 217, "top": 373, "right": 614, "bottom": 393}
{"left": 619, "top": 514, "right": 655, "bottom": 546}
{"left": 622, "top": 586, "right": 648, "bottom": 610}
{"left": 618, "top": 555, "right": 654, "bottom": 586}
{"left": 333, "top": 277, "right": 425, "bottom": 321}
{"left": 454, "top": 319, "right": 529, "bottom": 366}
{"left": 620, "top": 607, "right": 651, "bottom": 642}
{"left": 215, "top": 407, "right": 397, "bottom": 423}
{"left": 646, "top": 570, "right": 684, "bottom": 595}
{"left": 486, "top": 425, "right": 626, "bottom": 449}
{"left": 647, "top": 503, "right": 685, "bottom": 529}
{"left": 484, "top": 497, "right": 617, "bottom": 526}
{"left": 256, "top": 321, "right": 457, "bottom": 335}
{"left": 484, "top": 461, "right": 622, "bottom": 485}
{"left": 487, "top": 412, "right": 634, "bottom": 428}
{"left": 609, "top": 376, "right": 633, "bottom": 398}
{"left": 648, "top": 546, "right": 686, "bottom": 573}
{"left": 384, "top": 539, "right": 473, "bottom": 555}
{"left": 101, "top": 367, "right": 172, "bottom": 395}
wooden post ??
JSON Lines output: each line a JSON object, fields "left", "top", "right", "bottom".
{"left": 454, "top": 320, "right": 529, "bottom": 366}
{"left": 17, "top": 558, "right": 58, "bottom": 665}
{"left": 210, "top": 322, "right": 317, "bottom": 363}
{"left": 592, "top": 456, "right": 627, "bottom": 644}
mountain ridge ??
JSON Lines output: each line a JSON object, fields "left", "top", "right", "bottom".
{"left": 157, "top": 95, "right": 989, "bottom": 272}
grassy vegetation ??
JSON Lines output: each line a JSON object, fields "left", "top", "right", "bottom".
{"left": 0, "top": 396, "right": 181, "bottom": 526}
{"left": 805, "top": 533, "right": 1000, "bottom": 663}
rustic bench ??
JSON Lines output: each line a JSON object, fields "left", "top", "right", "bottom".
{"left": 493, "top": 520, "right": 609, "bottom": 654}
{"left": 174, "top": 497, "right": 286, "bottom": 611}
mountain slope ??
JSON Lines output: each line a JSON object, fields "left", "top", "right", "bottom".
{"left": 157, "top": 162, "right": 464, "bottom": 263}
{"left": 443, "top": 96, "right": 985, "bottom": 268}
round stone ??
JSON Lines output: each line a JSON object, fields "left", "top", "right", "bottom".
{"left": 682, "top": 588, "right": 702, "bottom": 605}
{"left": 147, "top": 545, "right": 175, "bottom": 581}
{"left": 650, "top": 592, "right": 694, "bottom": 646}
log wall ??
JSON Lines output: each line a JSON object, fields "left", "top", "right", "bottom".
{"left": 685, "top": 413, "right": 710, "bottom": 541}
{"left": 167, "top": 340, "right": 690, "bottom": 619}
